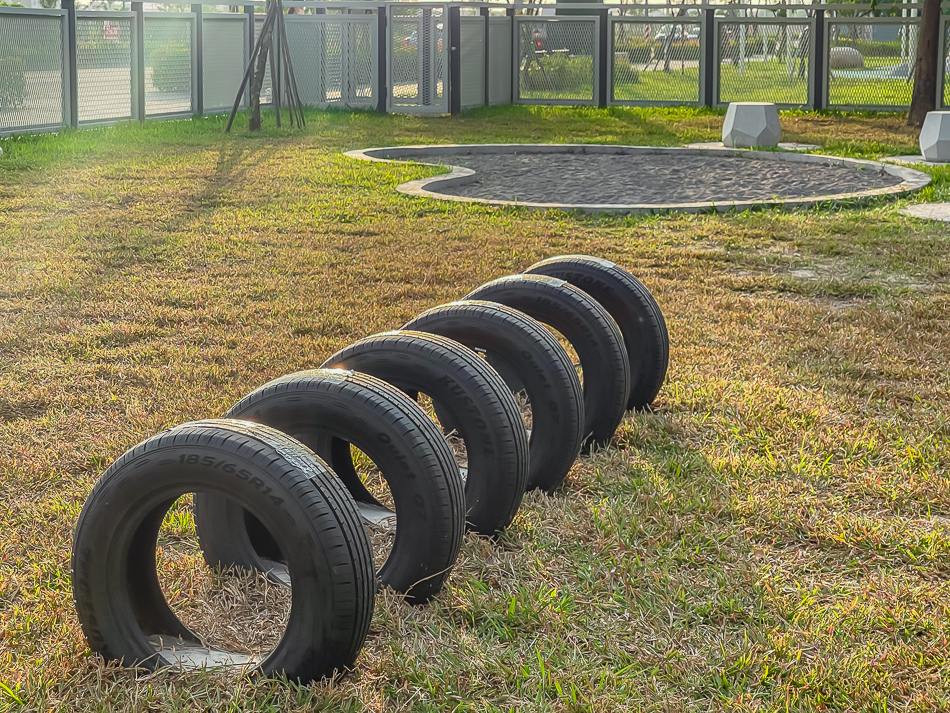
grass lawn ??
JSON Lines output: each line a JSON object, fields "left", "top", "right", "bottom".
{"left": 0, "top": 105, "right": 949, "bottom": 712}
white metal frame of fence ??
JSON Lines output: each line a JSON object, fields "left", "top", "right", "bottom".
{"left": 1, "top": 1, "right": 950, "bottom": 138}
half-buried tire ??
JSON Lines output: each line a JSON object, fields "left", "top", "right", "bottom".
{"left": 464, "top": 275, "right": 630, "bottom": 452}
{"left": 525, "top": 255, "right": 668, "bottom": 410}
{"left": 194, "top": 370, "right": 465, "bottom": 604}
{"left": 322, "top": 331, "right": 529, "bottom": 536}
{"left": 404, "top": 300, "right": 583, "bottom": 492}
{"left": 71, "top": 419, "right": 375, "bottom": 682}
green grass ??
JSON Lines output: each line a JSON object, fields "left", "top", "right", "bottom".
{"left": 0, "top": 105, "right": 949, "bottom": 712}
{"left": 528, "top": 54, "right": 945, "bottom": 108}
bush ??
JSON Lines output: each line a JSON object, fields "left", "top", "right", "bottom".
{"left": 834, "top": 38, "right": 902, "bottom": 58}
{"left": 522, "top": 53, "right": 593, "bottom": 94}
{"left": 149, "top": 43, "right": 190, "bottom": 93}
{"left": 0, "top": 56, "right": 26, "bottom": 110}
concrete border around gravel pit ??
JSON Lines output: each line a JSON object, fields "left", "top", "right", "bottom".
{"left": 344, "top": 143, "right": 931, "bottom": 215}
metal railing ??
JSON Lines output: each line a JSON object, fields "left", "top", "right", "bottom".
{"left": 1, "top": 1, "right": 949, "bottom": 137}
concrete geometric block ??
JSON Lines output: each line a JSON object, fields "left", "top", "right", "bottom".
{"left": 919, "top": 111, "right": 950, "bottom": 162}
{"left": 722, "top": 102, "right": 782, "bottom": 149}
{"left": 829, "top": 46, "right": 864, "bottom": 69}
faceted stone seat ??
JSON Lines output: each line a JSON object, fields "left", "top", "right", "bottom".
{"left": 919, "top": 111, "right": 950, "bottom": 163}
{"left": 722, "top": 102, "right": 781, "bottom": 149}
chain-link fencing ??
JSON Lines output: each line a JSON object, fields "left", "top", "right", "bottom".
{"left": 2, "top": 3, "right": 949, "bottom": 137}
{"left": 516, "top": 17, "right": 597, "bottom": 104}
{"left": 488, "top": 15, "right": 511, "bottom": 105}
{"left": 286, "top": 14, "right": 375, "bottom": 109}
{"left": 717, "top": 17, "right": 812, "bottom": 107}
{"left": 0, "top": 8, "right": 65, "bottom": 134}
{"left": 144, "top": 14, "right": 194, "bottom": 116}
{"left": 77, "top": 12, "right": 133, "bottom": 124}
{"left": 611, "top": 18, "right": 701, "bottom": 106}
{"left": 202, "top": 14, "right": 247, "bottom": 113}
{"left": 459, "top": 15, "right": 484, "bottom": 110}
{"left": 389, "top": 5, "right": 445, "bottom": 113}
{"left": 826, "top": 19, "right": 918, "bottom": 110}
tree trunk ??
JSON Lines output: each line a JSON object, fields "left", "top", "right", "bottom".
{"left": 907, "top": 0, "right": 941, "bottom": 127}
{"left": 248, "top": 0, "right": 277, "bottom": 132}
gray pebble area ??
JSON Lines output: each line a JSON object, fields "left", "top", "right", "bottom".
{"left": 429, "top": 153, "right": 903, "bottom": 205}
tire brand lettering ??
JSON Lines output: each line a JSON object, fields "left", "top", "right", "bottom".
{"left": 375, "top": 433, "right": 415, "bottom": 479}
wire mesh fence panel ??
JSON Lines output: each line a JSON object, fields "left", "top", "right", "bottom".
{"left": 611, "top": 19, "right": 701, "bottom": 105}
{"left": 460, "top": 16, "right": 485, "bottom": 109}
{"left": 286, "top": 17, "right": 325, "bottom": 105}
{"left": 391, "top": 16, "right": 422, "bottom": 101}
{"left": 517, "top": 18, "right": 596, "bottom": 104}
{"left": 488, "top": 16, "right": 511, "bottom": 105}
{"left": 717, "top": 19, "right": 811, "bottom": 107}
{"left": 827, "top": 20, "right": 917, "bottom": 109}
{"left": 202, "top": 15, "right": 246, "bottom": 113}
{"left": 144, "top": 15, "right": 194, "bottom": 116}
{"left": 76, "top": 13, "right": 133, "bottom": 124}
{"left": 288, "top": 16, "right": 374, "bottom": 108}
{"left": 0, "top": 9, "right": 65, "bottom": 133}
{"left": 389, "top": 5, "right": 445, "bottom": 112}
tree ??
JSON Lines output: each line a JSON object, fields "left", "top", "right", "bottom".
{"left": 907, "top": 0, "right": 942, "bottom": 127}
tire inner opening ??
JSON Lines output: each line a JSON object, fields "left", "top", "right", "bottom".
{"left": 155, "top": 494, "right": 292, "bottom": 669}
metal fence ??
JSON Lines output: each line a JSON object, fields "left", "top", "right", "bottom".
{"left": 1, "top": 1, "right": 949, "bottom": 137}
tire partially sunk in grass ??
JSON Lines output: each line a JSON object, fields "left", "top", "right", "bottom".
{"left": 404, "top": 300, "right": 584, "bottom": 492}
{"left": 525, "top": 255, "right": 668, "bottom": 410}
{"left": 71, "top": 419, "right": 375, "bottom": 682}
{"left": 464, "top": 275, "right": 630, "bottom": 452}
{"left": 322, "top": 330, "right": 529, "bottom": 536}
{"left": 194, "top": 370, "right": 465, "bottom": 604}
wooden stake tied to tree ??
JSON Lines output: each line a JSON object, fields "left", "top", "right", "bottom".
{"left": 226, "top": 0, "right": 305, "bottom": 133}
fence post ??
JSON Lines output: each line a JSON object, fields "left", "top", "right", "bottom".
{"left": 449, "top": 6, "right": 461, "bottom": 114}
{"left": 132, "top": 1, "right": 146, "bottom": 121}
{"left": 377, "top": 4, "right": 387, "bottom": 113}
{"left": 598, "top": 9, "right": 608, "bottom": 107}
{"left": 421, "top": 8, "right": 432, "bottom": 106}
{"left": 812, "top": 9, "right": 826, "bottom": 111}
{"left": 192, "top": 3, "right": 203, "bottom": 115}
{"left": 508, "top": 7, "right": 516, "bottom": 104}
{"left": 244, "top": 5, "right": 254, "bottom": 107}
{"left": 703, "top": 7, "right": 715, "bottom": 107}
{"left": 62, "top": 0, "right": 78, "bottom": 127}
{"left": 481, "top": 7, "right": 490, "bottom": 106}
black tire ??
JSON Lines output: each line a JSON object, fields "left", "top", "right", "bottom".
{"left": 464, "top": 275, "right": 630, "bottom": 452}
{"left": 404, "top": 301, "right": 584, "bottom": 492}
{"left": 71, "top": 419, "right": 375, "bottom": 682}
{"left": 194, "top": 370, "right": 465, "bottom": 604}
{"left": 525, "top": 255, "right": 669, "bottom": 410}
{"left": 322, "top": 331, "right": 529, "bottom": 536}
